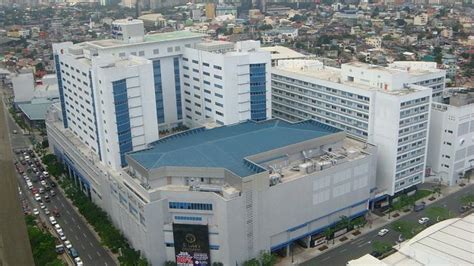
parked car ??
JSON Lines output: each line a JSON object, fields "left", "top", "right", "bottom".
{"left": 34, "top": 194, "right": 41, "bottom": 202}
{"left": 55, "top": 244, "right": 65, "bottom": 254}
{"left": 414, "top": 202, "right": 426, "bottom": 212}
{"left": 33, "top": 208, "right": 40, "bottom": 216}
{"left": 74, "top": 257, "right": 83, "bottom": 266}
{"left": 49, "top": 216, "right": 57, "bottom": 225}
{"left": 50, "top": 190, "right": 56, "bottom": 197}
{"left": 64, "top": 240, "right": 72, "bottom": 249}
{"left": 69, "top": 247, "right": 79, "bottom": 258}
{"left": 418, "top": 217, "right": 430, "bottom": 224}
{"left": 459, "top": 205, "right": 470, "bottom": 213}
{"left": 378, "top": 228, "right": 389, "bottom": 236}
{"left": 44, "top": 195, "right": 50, "bottom": 203}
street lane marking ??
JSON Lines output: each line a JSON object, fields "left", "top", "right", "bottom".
{"left": 96, "top": 251, "right": 101, "bottom": 257}
{"left": 357, "top": 242, "right": 370, "bottom": 248}
{"left": 71, "top": 217, "right": 75, "bottom": 222}
{"left": 63, "top": 220, "right": 68, "bottom": 225}
{"left": 83, "top": 233, "right": 87, "bottom": 238}
{"left": 339, "top": 249, "right": 347, "bottom": 253}
{"left": 61, "top": 202, "right": 65, "bottom": 207}
{"left": 75, "top": 235, "right": 79, "bottom": 240}
{"left": 81, "top": 244, "right": 85, "bottom": 250}
{"left": 90, "top": 242, "right": 94, "bottom": 247}
{"left": 77, "top": 225, "right": 81, "bottom": 229}
{"left": 66, "top": 210, "right": 71, "bottom": 215}
{"left": 321, "top": 257, "right": 331, "bottom": 261}
{"left": 88, "top": 254, "right": 92, "bottom": 260}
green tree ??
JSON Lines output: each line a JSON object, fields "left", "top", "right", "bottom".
{"left": 243, "top": 258, "right": 260, "bottom": 266}
{"left": 460, "top": 194, "right": 474, "bottom": 205}
{"left": 260, "top": 250, "right": 277, "bottom": 266}
{"left": 212, "top": 263, "right": 224, "bottom": 266}
{"left": 391, "top": 220, "right": 419, "bottom": 239}
{"left": 426, "top": 206, "right": 452, "bottom": 222}
{"left": 164, "top": 262, "right": 177, "bottom": 266}
{"left": 27, "top": 226, "right": 59, "bottom": 266}
{"left": 372, "top": 241, "right": 392, "bottom": 255}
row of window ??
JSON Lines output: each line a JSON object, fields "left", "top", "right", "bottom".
{"left": 174, "top": 216, "right": 202, "bottom": 221}
{"left": 169, "top": 202, "right": 213, "bottom": 211}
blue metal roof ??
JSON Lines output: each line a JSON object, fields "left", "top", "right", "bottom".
{"left": 127, "top": 119, "right": 340, "bottom": 177}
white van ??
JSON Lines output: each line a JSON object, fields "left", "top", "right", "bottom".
{"left": 27, "top": 182, "right": 33, "bottom": 190}
{"left": 49, "top": 216, "right": 57, "bottom": 225}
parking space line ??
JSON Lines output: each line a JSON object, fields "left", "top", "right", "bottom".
{"left": 75, "top": 235, "right": 79, "bottom": 240}
{"left": 83, "top": 233, "right": 87, "bottom": 238}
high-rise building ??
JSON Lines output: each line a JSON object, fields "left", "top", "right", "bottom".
{"left": 427, "top": 88, "right": 474, "bottom": 186}
{"left": 181, "top": 40, "right": 271, "bottom": 127}
{"left": 271, "top": 60, "right": 445, "bottom": 198}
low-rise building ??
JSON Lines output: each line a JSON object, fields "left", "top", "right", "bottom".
{"left": 47, "top": 114, "right": 377, "bottom": 265}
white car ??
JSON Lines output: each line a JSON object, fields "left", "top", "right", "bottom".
{"left": 49, "top": 216, "right": 57, "bottom": 225}
{"left": 39, "top": 202, "right": 46, "bottom": 209}
{"left": 418, "top": 217, "right": 430, "bottom": 224}
{"left": 33, "top": 208, "right": 40, "bottom": 215}
{"left": 64, "top": 240, "right": 72, "bottom": 249}
{"left": 40, "top": 180, "right": 47, "bottom": 186}
{"left": 59, "top": 233, "right": 66, "bottom": 241}
{"left": 34, "top": 194, "right": 41, "bottom": 201}
{"left": 74, "top": 257, "right": 83, "bottom": 266}
{"left": 44, "top": 208, "right": 50, "bottom": 215}
{"left": 378, "top": 228, "right": 389, "bottom": 236}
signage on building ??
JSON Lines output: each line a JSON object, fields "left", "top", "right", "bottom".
{"left": 173, "top": 224, "right": 210, "bottom": 266}
{"left": 310, "top": 235, "right": 326, "bottom": 247}
{"left": 334, "top": 228, "right": 347, "bottom": 238}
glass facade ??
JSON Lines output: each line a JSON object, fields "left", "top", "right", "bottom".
{"left": 249, "top": 63, "right": 267, "bottom": 121}
{"left": 153, "top": 60, "right": 165, "bottom": 123}
{"left": 174, "top": 57, "right": 183, "bottom": 120}
{"left": 88, "top": 71, "right": 101, "bottom": 160}
{"left": 54, "top": 54, "right": 68, "bottom": 128}
{"left": 112, "top": 79, "right": 132, "bottom": 167}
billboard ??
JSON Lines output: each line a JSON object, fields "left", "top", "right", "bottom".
{"left": 173, "top": 223, "right": 210, "bottom": 266}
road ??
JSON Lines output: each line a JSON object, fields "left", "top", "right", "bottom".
{"left": 0, "top": 89, "right": 34, "bottom": 265}
{"left": 5, "top": 94, "right": 116, "bottom": 266}
{"left": 301, "top": 184, "right": 474, "bottom": 266}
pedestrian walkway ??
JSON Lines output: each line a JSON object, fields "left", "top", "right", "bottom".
{"left": 277, "top": 180, "right": 473, "bottom": 265}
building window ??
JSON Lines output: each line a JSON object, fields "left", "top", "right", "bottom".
{"left": 153, "top": 49, "right": 159, "bottom": 55}
{"left": 213, "top": 65, "right": 222, "bottom": 70}
{"left": 167, "top": 47, "right": 173, "bottom": 53}
{"left": 169, "top": 202, "right": 213, "bottom": 211}
{"left": 138, "top": 51, "right": 145, "bottom": 56}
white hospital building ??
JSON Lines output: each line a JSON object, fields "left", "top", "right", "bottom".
{"left": 271, "top": 60, "right": 444, "bottom": 200}
{"left": 427, "top": 88, "right": 474, "bottom": 186}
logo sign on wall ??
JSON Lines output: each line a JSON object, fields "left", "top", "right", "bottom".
{"left": 173, "top": 223, "right": 210, "bottom": 266}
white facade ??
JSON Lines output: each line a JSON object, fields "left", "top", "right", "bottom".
{"left": 427, "top": 89, "right": 474, "bottom": 186}
{"left": 12, "top": 71, "right": 35, "bottom": 103}
{"left": 46, "top": 113, "right": 377, "bottom": 265}
{"left": 52, "top": 41, "right": 160, "bottom": 170}
{"left": 388, "top": 61, "right": 446, "bottom": 101}
{"left": 272, "top": 60, "right": 435, "bottom": 196}
{"left": 181, "top": 40, "right": 272, "bottom": 126}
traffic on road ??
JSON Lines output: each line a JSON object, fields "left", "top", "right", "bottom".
{"left": 14, "top": 147, "right": 115, "bottom": 266}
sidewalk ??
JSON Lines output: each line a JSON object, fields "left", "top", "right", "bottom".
{"left": 277, "top": 180, "right": 473, "bottom": 265}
